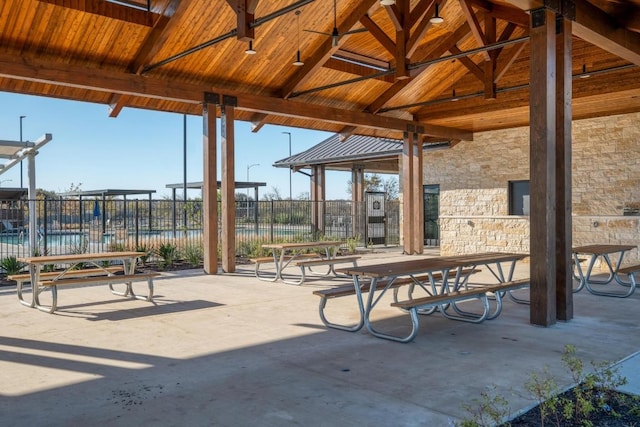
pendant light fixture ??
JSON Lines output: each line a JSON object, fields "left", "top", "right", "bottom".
{"left": 580, "top": 41, "right": 590, "bottom": 79}
{"left": 430, "top": 3, "right": 444, "bottom": 24}
{"left": 245, "top": 40, "right": 256, "bottom": 55}
{"left": 293, "top": 10, "right": 304, "bottom": 66}
{"left": 380, "top": 0, "right": 395, "bottom": 5}
{"left": 451, "top": 60, "right": 459, "bottom": 101}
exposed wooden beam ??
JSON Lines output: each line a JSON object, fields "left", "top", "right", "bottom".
{"left": 449, "top": 45, "right": 485, "bottom": 81}
{"left": 250, "top": 112, "right": 268, "bottom": 132}
{"left": 36, "top": 0, "right": 156, "bottom": 26}
{"left": 360, "top": 14, "right": 396, "bottom": 55}
{"left": 234, "top": 92, "right": 471, "bottom": 139}
{"left": 384, "top": 3, "right": 403, "bottom": 31}
{"left": 572, "top": 0, "right": 640, "bottom": 66}
{"left": 506, "top": 0, "right": 640, "bottom": 65}
{"left": 459, "top": 0, "right": 490, "bottom": 61}
{"left": 280, "top": 0, "right": 379, "bottom": 99}
{"left": 108, "top": 93, "right": 129, "bottom": 118}
{"left": 0, "top": 51, "right": 471, "bottom": 140}
{"left": 407, "top": 0, "right": 440, "bottom": 57}
{"left": 339, "top": 126, "right": 358, "bottom": 141}
{"left": 106, "top": 0, "right": 184, "bottom": 116}
{"left": 367, "top": 80, "right": 412, "bottom": 113}
{"left": 495, "top": 40, "right": 526, "bottom": 83}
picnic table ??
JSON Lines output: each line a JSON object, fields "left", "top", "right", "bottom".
{"left": 254, "top": 241, "right": 360, "bottom": 285}
{"left": 572, "top": 244, "right": 638, "bottom": 297}
{"left": 330, "top": 252, "right": 530, "bottom": 343}
{"left": 14, "top": 251, "right": 158, "bottom": 313}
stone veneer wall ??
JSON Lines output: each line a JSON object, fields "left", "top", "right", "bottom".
{"left": 421, "top": 111, "right": 640, "bottom": 264}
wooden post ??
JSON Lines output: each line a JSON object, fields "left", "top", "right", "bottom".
{"left": 402, "top": 131, "right": 415, "bottom": 254}
{"left": 221, "top": 102, "right": 236, "bottom": 273}
{"left": 556, "top": 16, "right": 573, "bottom": 321}
{"left": 202, "top": 93, "right": 218, "bottom": 274}
{"left": 351, "top": 165, "right": 364, "bottom": 239}
{"left": 412, "top": 132, "right": 424, "bottom": 253}
{"left": 310, "top": 165, "right": 321, "bottom": 235}
{"left": 529, "top": 8, "right": 557, "bottom": 326}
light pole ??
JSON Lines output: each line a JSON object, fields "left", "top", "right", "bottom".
{"left": 19, "top": 115, "right": 26, "bottom": 188}
{"left": 281, "top": 131, "right": 292, "bottom": 200}
{"left": 246, "top": 163, "right": 259, "bottom": 217}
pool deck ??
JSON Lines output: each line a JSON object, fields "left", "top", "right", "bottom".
{"left": 1, "top": 248, "right": 639, "bottom": 426}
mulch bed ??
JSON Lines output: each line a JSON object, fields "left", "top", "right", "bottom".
{"left": 503, "top": 387, "right": 640, "bottom": 426}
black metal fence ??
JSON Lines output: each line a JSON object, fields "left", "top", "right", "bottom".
{"left": 0, "top": 198, "right": 400, "bottom": 261}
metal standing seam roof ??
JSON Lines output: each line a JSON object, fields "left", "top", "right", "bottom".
{"left": 273, "top": 134, "right": 404, "bottom": 168}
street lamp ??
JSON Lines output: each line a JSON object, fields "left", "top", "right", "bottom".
{"left": 19, "top": 115, "right": 26, "bottom": 188}
{"left": 246, "top": 163, "right": 259, "bottom": 217}
{"left": 281, "top": 131, "right": 292, "bottom": 200}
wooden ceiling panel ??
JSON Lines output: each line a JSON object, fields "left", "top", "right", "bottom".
{"left": 0, "top": 0, "right": 639, "bottom": 137}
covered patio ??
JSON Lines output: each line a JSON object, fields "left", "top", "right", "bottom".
{"left": 2, "top": 0, "right": 640, "bottom": 327}
{"left": 1, "top": 250, "right": 639, "bottom": 425}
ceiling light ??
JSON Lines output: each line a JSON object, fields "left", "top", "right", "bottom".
{"left": 579, "top": 64, "right": 590, "bottom": 79}
{"left": 430, "top": 3, "right": 444, "bottom": 24}
{"left": 380, "top": 0, "right": 395, "bottom": 5}
{"left": 245, "top": 41, "right": 256, "bottom": 55}
{"left": 293, "top": 10, "right": 304, "bottom": 66}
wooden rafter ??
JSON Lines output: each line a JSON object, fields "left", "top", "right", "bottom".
{"left": 108, "top": 0, "right": 184, "bottom": 117}
{"left": 459, "top": 0, "right": 490, "bottom": 61}
{"left": 407, "top": 0, "right": 440, "bottom": 57}
{"left": 360, "top": 14, "right": 396, "bottom": 55}
{"left": 250, "top": 113, "right": 268, "bottom": 132}
{"left": 339, "top": 126, "right": 358, "bottom": 141}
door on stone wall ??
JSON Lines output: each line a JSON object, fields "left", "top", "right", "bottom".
{"left": 423, "top": 185, "right": 439, "bottom": 246}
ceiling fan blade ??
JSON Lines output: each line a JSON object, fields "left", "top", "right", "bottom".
{"left": 304, "top": 29, "right": 332, "bottom": 36}
{"left": 343, "top": 28, "right": 368, "bottom": 36}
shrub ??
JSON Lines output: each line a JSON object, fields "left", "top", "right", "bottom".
{"left": 156, "top": 242, "right": 178, "bottom": 269}
{"left": 0, "top": 256, "right": 25, "bottom": 275}
{"left": 183, "top": 242, "right": 203, "bottom": 267}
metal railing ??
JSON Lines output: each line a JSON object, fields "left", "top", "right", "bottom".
{"left": 0, "top": 198, "right": 399, "bottom": 260}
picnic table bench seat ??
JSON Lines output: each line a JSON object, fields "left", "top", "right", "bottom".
{"left": 8, "top": 266, "right": 123, "bottom": 286}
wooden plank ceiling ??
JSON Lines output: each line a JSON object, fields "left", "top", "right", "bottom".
{"left": 0, "top": 0, "right": 639, "bottom": 141}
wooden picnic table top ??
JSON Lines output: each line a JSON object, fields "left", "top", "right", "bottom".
{"left": 572, "top": 244, "right": 637, "bottom": 255}
{"left": 336, "top": 252, "right": 528, "bottom": 278}
{"left": 261, "top": 241, "right": 343, "bottom": 250}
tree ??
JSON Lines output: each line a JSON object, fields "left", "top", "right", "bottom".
{"left": 346, "top": 173, "right": 398, "bottom": 200}
{"left": 261, "top": 186, "right": 283, "bottom": 201}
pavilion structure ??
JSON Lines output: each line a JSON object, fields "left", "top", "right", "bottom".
{"left": 2, "top": 0, "right": 640, "bottom": 326}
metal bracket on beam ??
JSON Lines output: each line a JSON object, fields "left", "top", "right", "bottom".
{"left": 531, "top": 8, "right": 547, "bottom": 28}
{"left": 543, "top": 0, "right": 575, "bottom": 20}
{"left": 561, "top": 0, "right": 575, "bottom": 20}
{"left": 204, "top": 92, "right": 220, "bottom": 105}
{"left": 222, "top": 95, "right": 238, "bottom": 107}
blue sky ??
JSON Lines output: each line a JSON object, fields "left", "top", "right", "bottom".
{"left": 0, "top": 92, "right": 354, "bottom": 200}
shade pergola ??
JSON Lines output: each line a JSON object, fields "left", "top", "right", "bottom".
{"left": 2, "top": 0, "right": 640, "bottom": 326}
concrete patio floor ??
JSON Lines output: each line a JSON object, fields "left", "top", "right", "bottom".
{"left": 1, "top": 248, "right": 639, "bottom": 426}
